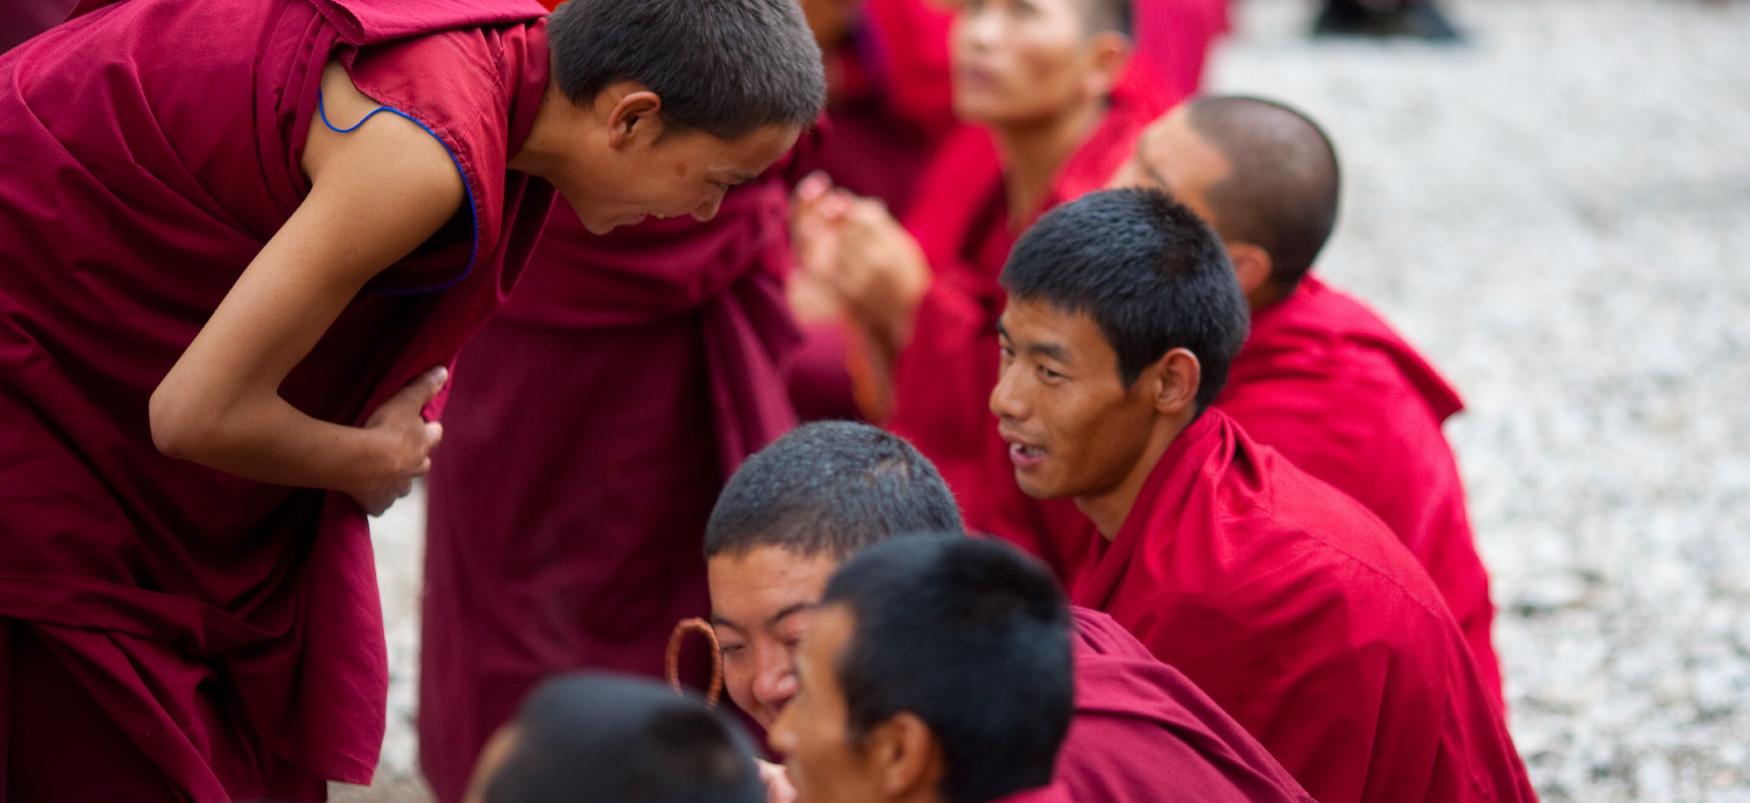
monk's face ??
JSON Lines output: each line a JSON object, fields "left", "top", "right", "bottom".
{"left": 708, "top": 546, "right": 839, "bottom": 729}
{"left": 950, "top": 0, "right": 1118, "bottom": 127}
{"left": 768, "top": 604, "right": 890, "bottom": 803}
{"left": 992, "top": 298, "right": 1159, "bottom": 501}
{"left": 1110, "top": 108, "right": 1230, "bottom": 231}
{"left": 551, "top": 110, "right": 800, "bottom": 235}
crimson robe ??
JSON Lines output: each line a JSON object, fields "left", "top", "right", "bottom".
{"left": 0, "top": 0, "right": 553, "bottom": 796}
{"left": 1062, "top": 607, "right": 1313, "bottom": 802}
{"left": 887, "top": 92, "right": 1160, "bottom": 580}
{"left": 1070, "top": 411, "right": 1536, "bottom": 803}
{"left": 1216, "top": 275, "right": 1502, "bottom": 701}
{"left": 420, "top": 181, "right": 801, "bottom": 803}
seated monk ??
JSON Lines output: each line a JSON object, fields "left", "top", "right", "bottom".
{"left": 462, "top": 673, "right": 765, "bottom": 803}
{"left": 791, "top": 0, "right": 1160, "bottom": 579}
{"left": 1112, "top": 94, "right": 1504, "bottom": 701}
{"left": 771, "top": 535, "right": 1080, "bottom": 803}
{"left": 704, "top": 421, "right": 1313, "bottom": 802}
{"left": 0, "top": 0, "right": 822, "bottom": 798}
{"left": 991, "top": 188, "right": 1537, "bottom": 802}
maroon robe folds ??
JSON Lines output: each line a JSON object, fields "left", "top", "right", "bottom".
{"left": 1071, "top": 411, "right": 1536, "bottom": 803}
{"left": 0, "top": 0, "right": 553, "bottom": 795}
{"left": 420, "top": 181, "right": 801, "bottom": 803}
{"left": 1062, "top": 607, "right": 1313, "bottom": 802}
{"left": 1216, "top": 275, "right": 1502, "bottom": 701}
{"left": 887, "top": 93, "right": 1157, "bottom": 581}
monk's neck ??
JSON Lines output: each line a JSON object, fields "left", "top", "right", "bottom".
{"left": 991, "top": 100, "right": 1107, "bottom": 230}
{"left": 1077, "top": 414, "right": 1190, "bottom": 540}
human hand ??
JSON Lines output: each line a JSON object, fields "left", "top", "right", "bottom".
{"left": 351, "top": 366, "right": 446, "bottom": 515}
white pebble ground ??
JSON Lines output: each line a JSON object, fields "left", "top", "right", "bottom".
{"left": 336, "top": 1, "right": 1750, "bottom": 799}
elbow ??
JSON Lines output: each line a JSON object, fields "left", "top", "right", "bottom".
{"left": 148, "top": 381, "right": 211, "bottom": 461}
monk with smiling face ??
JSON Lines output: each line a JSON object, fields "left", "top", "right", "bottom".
{"left": 992, "top": 187, "right": 1535, "bottom": 802}
{"left": 1110, "top": 95, "right": 1503, "bottom": 702}
{"left": 0, "top": 0, "right": 822, "bottom": 797}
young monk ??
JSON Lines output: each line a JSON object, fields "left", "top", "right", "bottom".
{"left": 462, "top": 673, "right": 766, "bottom": 803}
{"left": 992, "top": 188, "right": 1537, "bottom": 802}
{"left": 792, "top": 0, "right": 1156, "bottom": 578}
{"left": 1111, "top": 94, "right": 1504, "bottom": 701}
{"left": 705, "top": 421, "right": 1313, "bottom": 802}
{"left": 772, "top": 535, "right": 1079, "bottom": 803}
{"left": 0, "top": 0, "right": 822, "bottom": 797}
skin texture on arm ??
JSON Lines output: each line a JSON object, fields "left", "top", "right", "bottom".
{"left": 148, "top": 60, "right": 463, "bottom": 515}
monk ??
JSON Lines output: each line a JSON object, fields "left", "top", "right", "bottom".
{"left": 993, "top": 188, "right": 1536, "bottom": 802}
{"left": 0, "top": 0, "right": 823, "bottom": 797}
{"left": 704, "top": 421, "right": 1313, "bottom": 802}
{"left": 770, "top": 535, "right": 1079, "bottom": 803}
{"left": 461, "top": 673, "right": 766, "bottom": 803}
{"left": 792, "top": 0, "right": 1161, "bottom": 577}
{"left": 1112, "top": 95, "right": 1504, "bottom": 701}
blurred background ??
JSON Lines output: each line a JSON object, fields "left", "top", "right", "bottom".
{"left": 342, "top": 0, "right": 1750, "bottom": 799}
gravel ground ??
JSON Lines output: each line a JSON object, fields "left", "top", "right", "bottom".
{"left": 336, "top": 1, "right": 1750, "bottom": 799}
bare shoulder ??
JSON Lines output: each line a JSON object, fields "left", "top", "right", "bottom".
{"left": 301, "top": 59, "right": 464, "bottom": 214}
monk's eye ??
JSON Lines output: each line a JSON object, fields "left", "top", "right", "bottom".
{"left": 721, "top": 643, "right": 748, "bottom": 658}
{"left": 1038, "top": 365, "right": 1066, "bottom": 382}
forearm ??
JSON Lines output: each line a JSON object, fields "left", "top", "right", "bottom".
{"left": 151, "top": 389, "right": 391, "bottom": 494}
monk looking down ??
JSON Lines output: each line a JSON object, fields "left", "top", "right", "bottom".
{"left": 0, "top": 0, "right": 823, "bottom": 798}
{"left": 1111, "top": 95, "right": 1503, "bottom": 701}
{"left": 993, "top": 188, "right": 1536, "bottom": 802}
{"left": 792, "top": 0, "right": 1156, "bottom": 579}
{"left": 704, "top": 421, "right": 1312, "bottom": 803}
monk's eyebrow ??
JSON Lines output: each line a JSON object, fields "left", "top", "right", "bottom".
{"left": 1026, "top": 341, "right": 1071, "bottom": 363}
{"left": 767, "top": 601, "right": 817, "bottom": 629}
{"left": 710, "top": 614, "right": 746, "bottom": 631}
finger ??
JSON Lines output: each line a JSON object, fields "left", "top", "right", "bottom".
{"left": 423, "top": 420, "right": 444, "bottom": 450}
{"left": 413, "top": 456, "right": 433, "bottom": 477}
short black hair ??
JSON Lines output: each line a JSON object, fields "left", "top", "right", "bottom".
{"left": 547, "top": 0, "right": 826, "bottom": 139}
{"left": 1000, "top": 187, "right": 1249, "bottom": 411}
{"left": 822, "top": 536, "right": 1073, "bottom": 803}
{"left": 704, "top": 421, "right": 964, "bottom": 560}
{"left": 1184, "top": 95, "right": 1341, "bottom": 286}
{"left": 486, "top": 673, "right": 764, "bottom": 803}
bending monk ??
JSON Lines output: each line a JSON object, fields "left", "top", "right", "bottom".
{"left": 704, "top": 421, "right": 1312, "bottom": 803}
{"left": 0, "top": 0, "right": 822, "bottom": 797}
{"left": 792, "top": 0, "right": 1160, "bottom": 578}
{"left": 1112, "top": 94, "right": 1503, "bottom": 700}
{"left": 992, "top": 188, "right": 1536, "bottom": 802}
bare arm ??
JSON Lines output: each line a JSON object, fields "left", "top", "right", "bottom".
{"left": 149, "top": 61, "right": 465, "bottom": 515}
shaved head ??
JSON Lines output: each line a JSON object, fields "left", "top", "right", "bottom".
{"left": 1181, "top": 96, "right": 1340, "bottom": 286}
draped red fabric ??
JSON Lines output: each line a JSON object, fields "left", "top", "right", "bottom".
{"left": 1217, "top": 275, "right": 1503, "bottom": 703}
{"left": 1070, "top": 411, "right": 1537, "bottom": 803}
{"left": 420, "top": 181, "right": 803, "bottom": 802}
{"left": 1061, "top": 607, "right": 1314, "bottom": 802}
{"left": 0, "top": 0, "right": 553, "bottom": 793}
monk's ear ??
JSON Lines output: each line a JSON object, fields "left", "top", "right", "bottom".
{"left": 869, "top": 712, "right": 944, "bottom": 798}
{"left": 1085, "top": 30, "right": 1132, "bottom": 99}
{"left": 1148, "top": 347, "right": 1201, "bottom": 417}
{"left": 604, "top": 86, "right": 664, "bottom": 149}
{"left": 1226, "top": 242, "right": 1275, "bottom": 301}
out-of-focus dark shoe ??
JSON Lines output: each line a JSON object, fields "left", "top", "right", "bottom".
{"left": 1313, "top": 1, "right": 1466, "bottom": 43}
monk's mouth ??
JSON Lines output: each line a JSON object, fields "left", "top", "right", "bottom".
{"left": 1009, "top": 442, "right": 1048, "bottom": 468}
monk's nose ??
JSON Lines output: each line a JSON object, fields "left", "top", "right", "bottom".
{"left": 752, "top": 649, "right": 798, "bottom": 711}
{"left": 692, "top": 192, "right": 725, "bottom": 222}
{"left": 990, "top": 363, "right": 1027, "bottom": 421}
